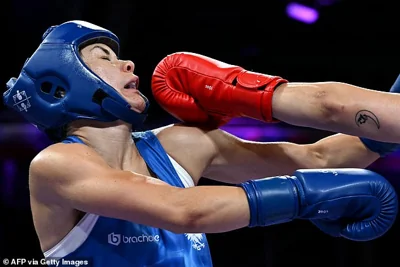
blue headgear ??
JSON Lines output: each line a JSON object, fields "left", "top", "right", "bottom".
{"left": 3, "top": 20, "right": 149, "bottom": 139}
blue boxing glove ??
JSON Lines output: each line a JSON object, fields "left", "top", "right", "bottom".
{"left": 239, "top": 168, "right": 398, "bottom": 241}
{"left": 359, "top": 74, "right": 400, "bottom": 156}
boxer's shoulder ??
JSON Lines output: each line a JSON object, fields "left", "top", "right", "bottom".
{"left": 29, "top": 143, "right": 98, "bottom": 252}
{"left": 31, "top": 142, "right": 106, "bottom": 173}
{"left": 153, "top": 123, "right": 219, "bottom": 155}
{"left": 29, "top": 142, "right": 108, "bottom": 200}
{"left": 152, "top": 123, "right": 220, "bottom": 183}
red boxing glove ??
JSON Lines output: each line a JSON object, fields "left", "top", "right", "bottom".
{"left": 151, "top": 52, "right": 288, "bottom": 127}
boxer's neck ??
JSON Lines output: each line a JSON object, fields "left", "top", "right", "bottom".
{"left": 67, "top": 119, "right": 141, "bottom": 170}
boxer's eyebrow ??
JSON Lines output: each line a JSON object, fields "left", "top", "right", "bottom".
{"left": 90, "top": 45, "right": 111, "bottom": 56}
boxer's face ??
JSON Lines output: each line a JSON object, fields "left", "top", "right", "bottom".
{"left": 80, "top": 43, "right": 147, "bottom": 113}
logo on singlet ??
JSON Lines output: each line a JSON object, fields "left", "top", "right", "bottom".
{"left": 185, "top": 233, "right": 205, "bottom": 251}
{"left": 108, "top": 232, "right": 160, "bottom": 246}
{"left": 108, "top": 233, "right": 122, "bottom": 246}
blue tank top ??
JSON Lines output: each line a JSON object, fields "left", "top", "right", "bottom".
{"left": 47, "top": 130, "right": 213, "bottom": 267}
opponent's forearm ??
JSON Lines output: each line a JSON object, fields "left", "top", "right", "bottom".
{"left": 172, "top": 186, "right": 250, "bottom": 233}
{"left": 273, "top": 82, "right": 400, "bottom": 143}
{"left": 310, "top": 134, "right": 380, "bottom": 168}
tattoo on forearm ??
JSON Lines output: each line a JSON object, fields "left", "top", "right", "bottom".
{"left": 355, "top": 110, "right": 380, "bottom": 129}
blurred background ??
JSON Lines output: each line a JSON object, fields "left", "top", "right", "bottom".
{"left": 1, "top": 0, "right": 399, "bottom": 266}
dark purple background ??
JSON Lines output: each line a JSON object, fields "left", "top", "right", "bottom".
{"left": 1, "top": 0, "right": 399, "bottom": 266}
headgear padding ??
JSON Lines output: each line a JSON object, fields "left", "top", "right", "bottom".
{"left": 3, "top": 20, "right": 149, "bottom": 139}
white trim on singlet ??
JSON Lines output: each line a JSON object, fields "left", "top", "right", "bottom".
{"left": 168, "top": 154, "right": 194, "bottom": 188}
{"left": 43, "top": 213, "right": 99, "bottom": 258}
{"left": 43, "top": 154, "right": 194, "bottom": 258}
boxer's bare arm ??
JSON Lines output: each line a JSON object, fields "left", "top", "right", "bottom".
{"left": 202, "top": 131, "right": 379, "bottom": 183}
{"left": 157, "top": 125, "right": 379, "bottom": 184}
{"left": 273, "top": 82, "right": 400, "bottom": 143}
{"left": 310, "top": 133, "right": 380, "bottom": 168}
{"left": 29, "top": 143, "right": 250, "bottom": 234}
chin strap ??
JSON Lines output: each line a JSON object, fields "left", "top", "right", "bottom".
{"left": 101, "top": 93, "right": 149, "bottom": 127}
